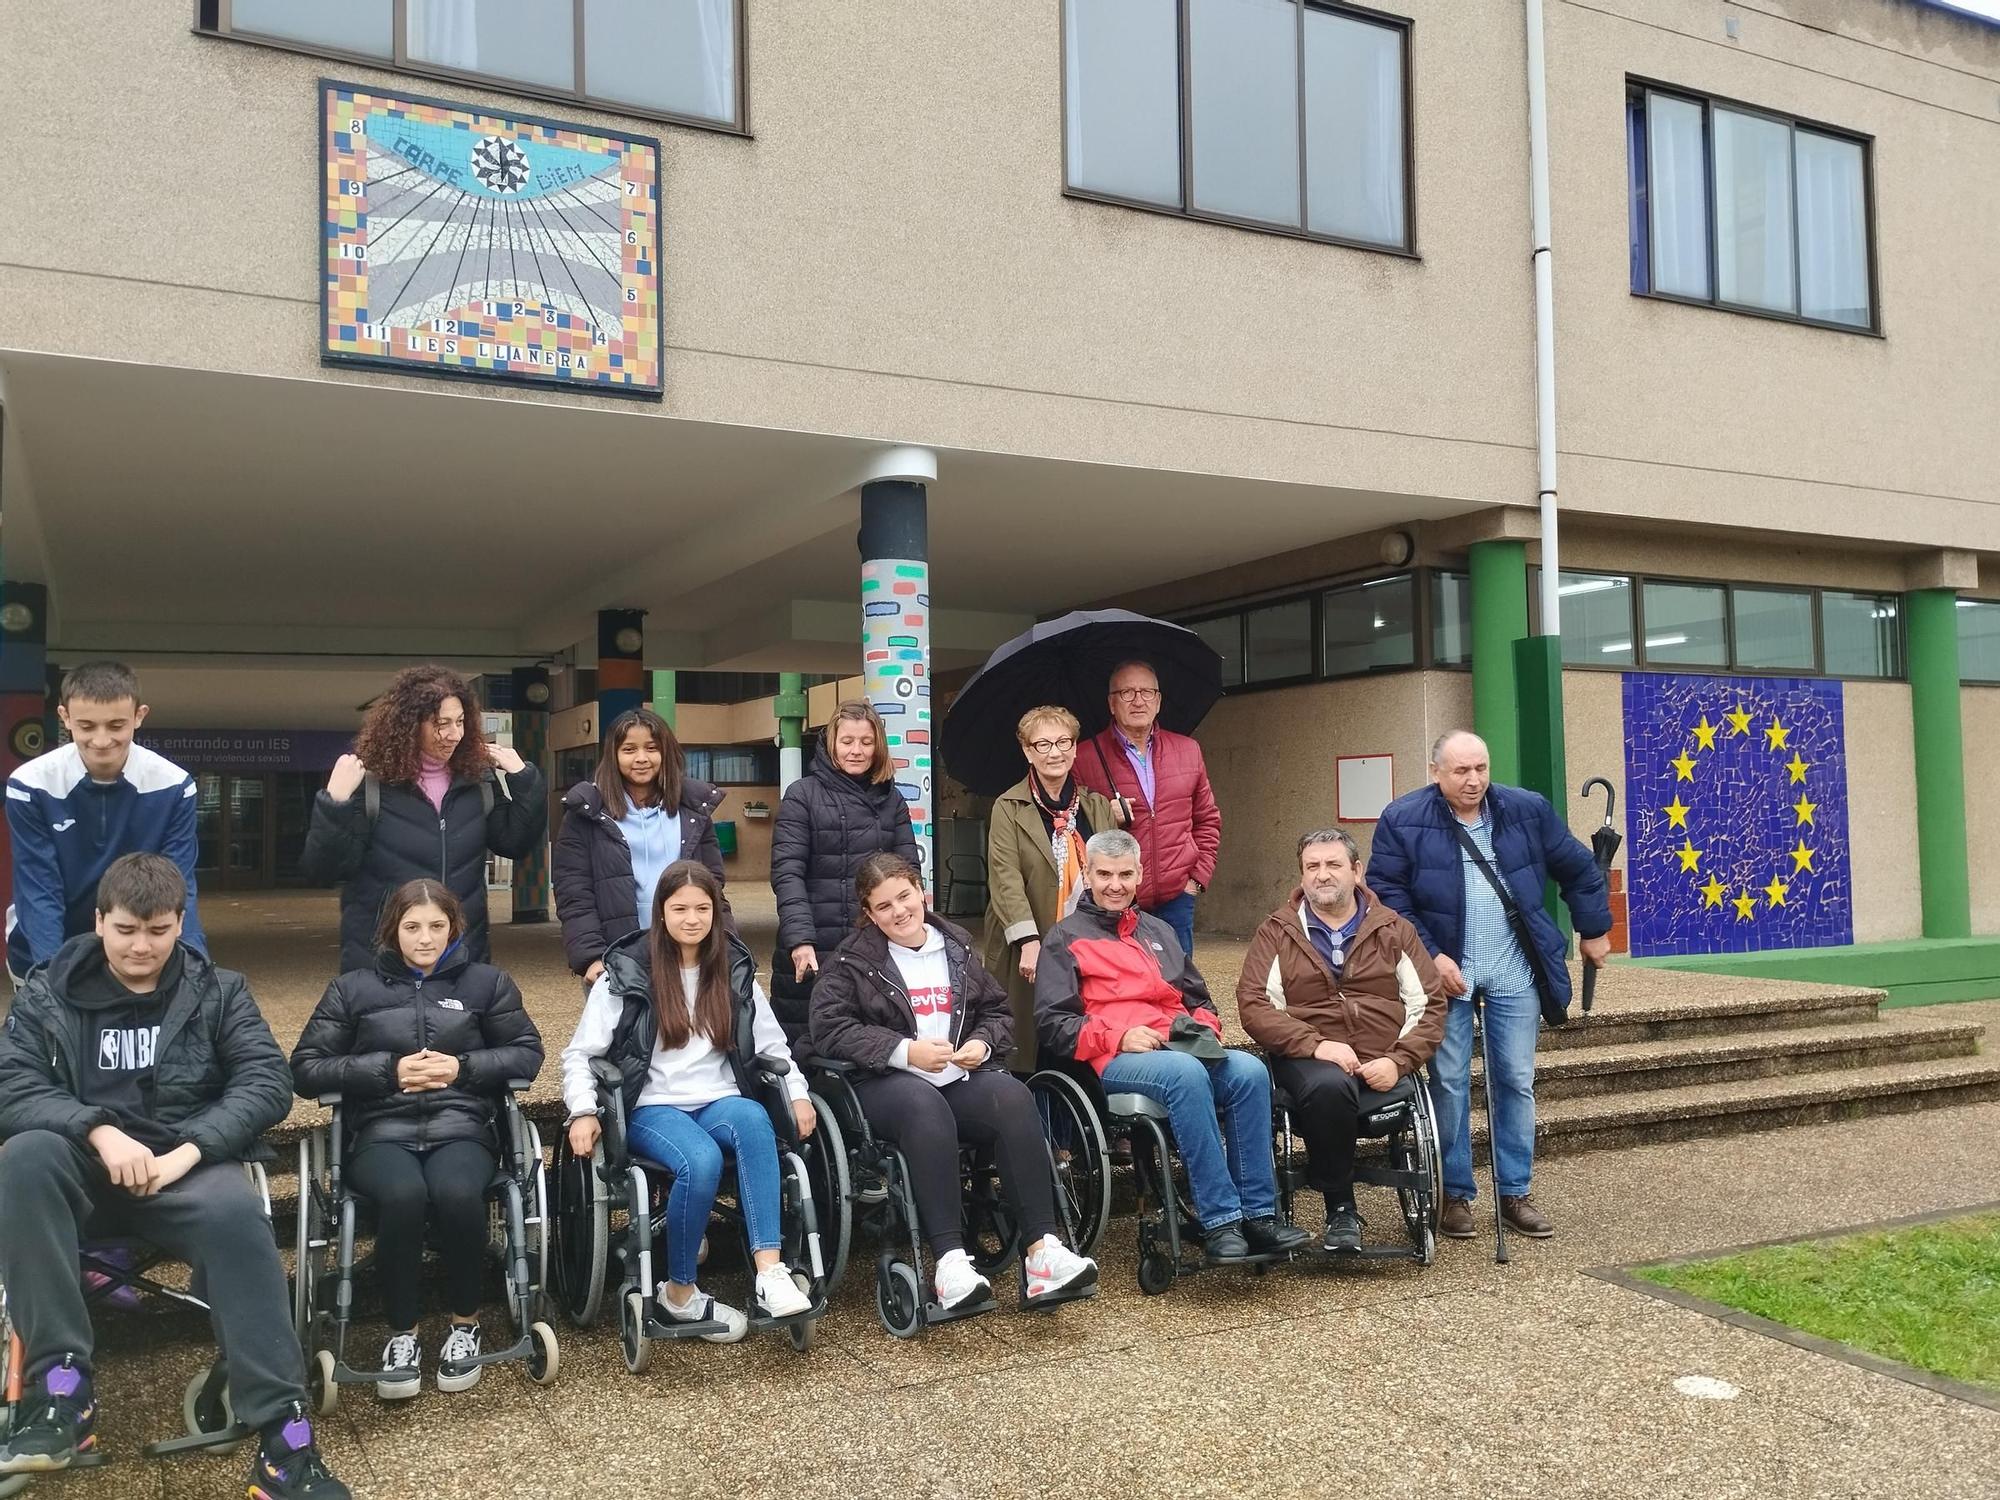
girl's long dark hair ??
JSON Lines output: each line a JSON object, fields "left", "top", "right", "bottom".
{"left": 853, "top": 852, "right": 924, "bottom": 927}
{"left": 648, "top": 861, "right": 733, "bottom": 1052}
{"left": 595, "top": 707, "right": 684, "bottom": 821}
{"left": 374, "top": 879, "right": 465, "bottom": 952}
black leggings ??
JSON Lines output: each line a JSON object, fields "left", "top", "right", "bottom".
{"left": 346, "top": 1138, "right": 496, "bottom": 1329}
{"left": 850, "top": 1069, "right": 1060, "bottom": 1256}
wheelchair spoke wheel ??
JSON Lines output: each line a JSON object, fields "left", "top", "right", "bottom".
{"left": 962, "top": 1154, "right": 1018, "bottom": 1278}
{"left": 1028, "top": 1069, "right": 1111, "bottom": 1258}
{"left": 875, "top": 1258, "right": 924, "bottom": 1341}
{"left": 550, "top": 1139, "right": 609, "bottom": 1328}
{"left": 291, "top": 1134, "right": 324, "bottom": 1344}
{"left": 620, "top": 1290, "right": 653, "bottom": 1374}
{"left": 799, "top": 1093, "right": 851, "bottom": 1298}
{"left": 523, "top": 1120, "right": 551, "bottom": 1305}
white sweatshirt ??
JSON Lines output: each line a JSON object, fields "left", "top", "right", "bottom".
{"left": 886, "top": 925, "right": 967, "bottom": 1089}
{"left": 562, "top": 965, "right": 807, "bottom": 1117}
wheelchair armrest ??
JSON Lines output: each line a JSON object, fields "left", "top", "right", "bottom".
{"left": 506, "top": 1077, "right": 535, "bottom": 1094}
{"left": 588, "top": 1057, "right": 621, "bottom": 1090}
{"left": 315, "top": 1092, "right": 344, "bottom": 1107}
{"left": 810, "top": 1055, "right": 858, "bottom": 1076}
{"left": 754, "top": 1050, "right": 792, "bottom": 1080}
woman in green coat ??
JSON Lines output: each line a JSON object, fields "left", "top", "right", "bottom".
{"left": 981, "top": 706, "right": 1124, "bottom": 1071}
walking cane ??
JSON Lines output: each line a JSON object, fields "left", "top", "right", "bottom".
{"left": 1470, "top": 985, "right": 1509, "bottom": 1265}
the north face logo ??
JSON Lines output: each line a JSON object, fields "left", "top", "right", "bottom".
{"left": 434, "top": 997, "right": 464, "bottom": 1011}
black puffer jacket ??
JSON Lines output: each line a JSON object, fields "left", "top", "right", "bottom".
{"left": 551, "top": 778, "right": 729, "bottom": 975}
{"left": 771, "top": 738, "right": 919, "bottom": 962}
{"left": 289, "top": 946, "right": 544, "bottom": 1153}
{"left": 299, "top": 764, "right": 547, "bottom": 974}
{"left": 0, "top": 936, "right": 292, "bottom": 1163}
{"left": 590, "top": 931, "right": 794, "bottom": 1140}
{"left": 809, "top": 916, "right": 1011, "bottom": 1075}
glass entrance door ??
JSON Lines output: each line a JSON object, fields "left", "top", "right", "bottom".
{"left": 193, "top": 773, "right": 273, "bottom": 888}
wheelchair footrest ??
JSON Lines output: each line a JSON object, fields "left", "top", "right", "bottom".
{"left": 1018, "top": 1281, "right": 1098, "bottom": 1313}
{"left": 640, "top": 1312, "right": 735, "bottom": 1342}
{"left": 143, "top": 1424, "right": 251, "bottom": 1458}
{"left": 329, "top": 1358, "right": 416, "bottom": 1389}
{"left": 438, "top": 1333, "right": 536, "bottom": 1376}
{"left": 923, "top": 1293, "right": 997, "bottom": 1327}
{"left": 1302, "top": 1242, "right": 1422, "bottom": 1264}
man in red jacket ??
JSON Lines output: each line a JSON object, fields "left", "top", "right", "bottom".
{"left": 1075, "top": 661, "right": 1222, "bottom": 956}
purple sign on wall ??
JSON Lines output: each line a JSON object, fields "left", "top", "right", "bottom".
{"left": 136, "top": 730, "right": 353, "bottom": 773}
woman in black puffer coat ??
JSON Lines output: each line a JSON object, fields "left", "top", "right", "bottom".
{"left": 290, "top": 879, "right": 544, "bottom": 1398}
{"left": 768, "top": 701, "right": 919, "bottom": 1034}
{"left": 300, "top": 664, "right": 547, "bottom": 975}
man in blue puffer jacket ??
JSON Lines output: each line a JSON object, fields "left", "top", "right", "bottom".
{"left": 1365, "top": 729, "right": 1609, "bottom": 1242}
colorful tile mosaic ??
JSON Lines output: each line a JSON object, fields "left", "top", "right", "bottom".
{"left": 320, "top": 81, "right": 661, "bottom": 397}
{"left": 862, "top": 559, "right": 933, "bottom": 887}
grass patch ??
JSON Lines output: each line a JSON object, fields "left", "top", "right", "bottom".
{"left": 1635, "top": 1211, "right": 2000, "bottom": 1391}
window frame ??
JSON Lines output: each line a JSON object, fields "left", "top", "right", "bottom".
{"left": 1957, "top": 598, "right": 2000, "bottom": 686}
{"left": 1176, "top": 568, "right": 1450, "bottom": 698}
{"left": 1626, "top": 77, "right": 1879, "bottom": 336}
{"left": 194, "top": 0, "right": 751, "bottom": 135}
{"left": 1060, "top": 0, "right": 1418, "bottom": 258}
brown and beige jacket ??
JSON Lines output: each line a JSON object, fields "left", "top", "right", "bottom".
{"left": 1236, "top": 885, "right": 1447, "bottom": 1079}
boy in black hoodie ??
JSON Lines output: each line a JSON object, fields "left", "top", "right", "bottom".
{"left": 0, "top": 854, "right": 349, "bottom": 1499}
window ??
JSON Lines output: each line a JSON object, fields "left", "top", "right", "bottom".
{"left": 1551, "top": 572, "right": 1636, "bottom": 666}
{"left": 1064, "top": 1, "right": 1412, "bottom": 253}
{"left": 201, "top": 0, "right": 744, "bottom": 130}
{"left": 1246, "top": 598, "right": 1315, "bottom": 682}
{"left": 1627, "top": 83, "right": 1873, "bottom": 330}
{"left": 1324, "top": 576, "right": 1415, "bottom": 677}
{"left": 1189, "top": 614, "right": 1246, "bottom": 687}
{"left": 1430, "top": 570, "right": 1471, "bottom": 667}
{"left": 1959, "top": 600, "right": 2000, "bottom": 684}
{"left": 1638, "top": 581, "right": 1727, "bottom": 666}
{"left": 1732, "top": 587, "right": 1815, "bottom": 671}
{"left": 1821, "top": 592, "right": 1900, "bottom": 679}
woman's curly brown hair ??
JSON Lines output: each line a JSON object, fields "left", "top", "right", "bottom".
{"left": 353, "top": 665, "right": 491, "bottom": 785}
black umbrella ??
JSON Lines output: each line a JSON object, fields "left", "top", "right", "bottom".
{"left": 1578, "top": 776, "right": 1621, "bottom": 1015}
{"left": 940, "top": 610, "right": 1223, "bottom": 797}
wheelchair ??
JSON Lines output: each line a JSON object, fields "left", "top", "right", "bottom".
{"left": 548, "top": 1056, "right": 828, "bottom": 1370}
{"left": 291, "top": 1084, "right": 560, "bottom": 1410}
{"left": 1026, "top": 1053, "right": 1301, "bottom": 1296}
{"left": 0, "top": 1161, "right": 275, "bottom": 1494}
{"left": 803, "top": 1059, "right": 1101, "bottom": 1339}
{"left": 1272, "top": 1071, "right": 1442, "bottom": 1266}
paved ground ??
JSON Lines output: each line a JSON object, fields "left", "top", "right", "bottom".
{"left": 23, "top": 892, "right": 2000, "bottom": 1498}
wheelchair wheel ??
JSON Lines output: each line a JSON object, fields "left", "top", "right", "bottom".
{"left": 962, "top": 1151, "right": 1019, "bottom": 1278}
{"left": 291, "top": 1132, "right": 325, "bottom": 1343}
{"left": 799, "top": 1093, "right": 851, "bottom": 1297}
{"left": 521, "top": 1119, "right": 551, "bottom": 1306}
{"left": 550, "top": 1137, "right": 609, "bottom": 1327}
{"left": 1136, "top": 1238, "right": 1177, "bottom": 1297}
{"left": 310, "top": 1348, "right": 339, "bottom": 1417}
{"left": 875, "top": 1257, "right": 924, "bottom": 1340}
{"left": 1400, "top": 1084, "right": 1443, "bottom": 1266}
{"left": 1028, "top": 1069, "right": 1112, "bottom": 1257}
{"left": 619, "top": 1290, "right": 653, "bottom": 1375}
{"left": 527, "top": 1320, "right": 561, "bottom": 1385}
{"left": 785, "top": 1273, "right": 819, "bottom": 1353}
{"left": 182, "top": 1360, "right": 249, "bottom": 1453}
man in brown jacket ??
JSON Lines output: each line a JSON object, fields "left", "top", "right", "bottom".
{"left": 1237, "top": 828, "right": 1447, "bottom": 1252}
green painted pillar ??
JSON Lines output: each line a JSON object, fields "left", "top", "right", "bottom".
{"left": 1468, "top": 539, "right": 1529, "bottom": 786}
{"left": 774, "top": 672, "right": 806, "bottom": 793}
{"left": 649, "top": 670, "right": 676, "bottom": 731}
{"left": 1907, "top": 588, "right": 1972, "bottom": 939}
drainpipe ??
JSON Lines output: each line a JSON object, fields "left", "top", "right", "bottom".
{"left": 1525, "top": 0, "right": 1560, "bottom": 633}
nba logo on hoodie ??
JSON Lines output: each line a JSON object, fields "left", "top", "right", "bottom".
{"left": 98, "top": 1026, "right": 160, "bottom": 1071}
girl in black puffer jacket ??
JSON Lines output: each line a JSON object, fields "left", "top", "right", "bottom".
{"left": 290, "top": 879, "right": 544, "bottom": 1400}
{"left": 769, "top": 701, "right": 919, "bottom": 1034}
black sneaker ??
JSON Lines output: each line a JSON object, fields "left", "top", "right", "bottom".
{"left": 1202, "top": 1222, "right": 1251, "bottom": 1264}
{"left": 1242, "top": 1216, "right": 1312, "bottom": 1255}
{"left": 0, "top": 1355, "right": 95, "bottom": 1473}
{"left": 1322, "top": 1203, "right": 1365, "bottom": 1253}
{"left": 247, "top": 1404, "right": 350, "bottom": 1499}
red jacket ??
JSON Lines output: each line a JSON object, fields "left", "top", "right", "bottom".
{"left": 1074, "top": 726, "right": 1222, "bottom": 910}
{"left": 1033, "top": 899, "right": 1221, "bottom": 1075}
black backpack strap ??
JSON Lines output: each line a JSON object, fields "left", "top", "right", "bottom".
{"left": 1447, "top": 814, "right": 1566, "bottom": 1026}
{"left": 363, "top": 773, "right": 380, "bottom": 827}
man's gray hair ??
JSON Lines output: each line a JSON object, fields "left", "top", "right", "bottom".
{"left": 1107, "top": 659, "right": 1157, "bottom": 686}
{"left": 1085, "top": 829, "right": 1142, "bottom": 865}
{"left": 1297, "top": 828, "right": 1360, "bottom": 866}
{"left": 1430, "top": 728, "right": 1485, "bottom": 765}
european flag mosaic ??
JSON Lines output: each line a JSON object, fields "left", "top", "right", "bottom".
{"left": 1622, "top": 674, "right": 1851, "bottom": 957}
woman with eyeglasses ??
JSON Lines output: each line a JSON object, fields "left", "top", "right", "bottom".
{"left": 980, "top": 706, "right": 1124, "bottom": 1071}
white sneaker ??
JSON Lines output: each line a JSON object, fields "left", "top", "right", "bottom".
{"left": 932, "top": 1250, "right": 991, "bottom": 1311}
{"left": 1023, "top": 1238, "right": 1099, "bottom": 1302}
{"left": 755, "top": 1265, "right": 813, "bottom": 1319}
{"left": 376, "top": 1331, "right": 420, "bottom": 1400}
{"left": 435, "top": 1323, "right": 483, "bottom": 1393}
{"left": 657, "top": 1283, "right": 748, "bottom": 1343}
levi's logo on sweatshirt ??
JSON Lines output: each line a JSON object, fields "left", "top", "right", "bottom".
{"left": 98, "top": 1025, "right": 160, "bottom": 1071}
{"left": 907, "top": 984, "right": 953, "bottom": 1019}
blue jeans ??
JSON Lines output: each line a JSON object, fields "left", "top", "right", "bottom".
{"left": 1099, "top": 1048, "right": 1276, "bottom": 1231}
{"left": 1428, "top": 988, "right": 1539, "bottom": 1201}
{"left": 1145, "top": 891, "right": 1197, "bottom": 956}
{"left": 627, "top": 1096, "right": 783, "bottom": 1286}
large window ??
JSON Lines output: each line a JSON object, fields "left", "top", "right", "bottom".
{"left": 1551, "top": 572, "right": 1636, "bottom": 666}
{"left": 1064, "top": 0, "right": 1412, "bottom": 252}
{"left": 1959, "top": 600, "right": 2000, "bottom": 684}
{"left": 1627, "top": 82, "right": 1874, "bottom": 330}
{"left": 198, "top": 0, "right": 744, "bottom": 130}
{"left": 1178, "top": 571, "right": 1451, "bottom": 695}
{"left": 1821, "top": 592, "right": 1900, "bottom": 679}
{"left": 1323, "top": 576, "right": 1416, "bottom": 677}
{"left": 1430, "top": 571, "right": 1471, "bottom": 667}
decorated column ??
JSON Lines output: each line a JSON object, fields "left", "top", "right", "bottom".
{"left": 597, "top": 609, "right": 645, "bottom": 729}
{"left": 857, "top": 448, "right": 938, "bottom": 889}
{"left": 775, "top": 672, "right": 806, "bottom": 793}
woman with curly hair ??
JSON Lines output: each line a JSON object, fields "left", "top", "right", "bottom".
{"left": 301, "top": 665, "right": 547, "bottom": 972}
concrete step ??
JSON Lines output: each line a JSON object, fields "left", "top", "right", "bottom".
{"left": 1468, "top": 1051, "right": 2000, "bottom": 1157}
{"left": 1474, "top": 1013, "right": 1986, "bottom": 1102}
{"left": 1538, "top": 978, "right": 1882, "bottom": 1050}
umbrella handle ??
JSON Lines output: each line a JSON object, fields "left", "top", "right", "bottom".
{"left": 1581, "top": 960, "right": 1598, "bottom": 1014}
{"left": 1580, "top": 776, "right": 1616, "bottom": 825}
{"left": 1088, "top": 737, "right": 1136, "bottom": 827}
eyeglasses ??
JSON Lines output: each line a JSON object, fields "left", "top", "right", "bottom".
{"left": 1026, "top": 737, "right": 1076, "bottom": 756}
{"left": 1111, "top": 687, "right": 1161, "bottom": 702}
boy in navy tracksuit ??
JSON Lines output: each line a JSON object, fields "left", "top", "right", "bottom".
{"left": 6, "top": 662, "right": 206, "bottom": 983}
